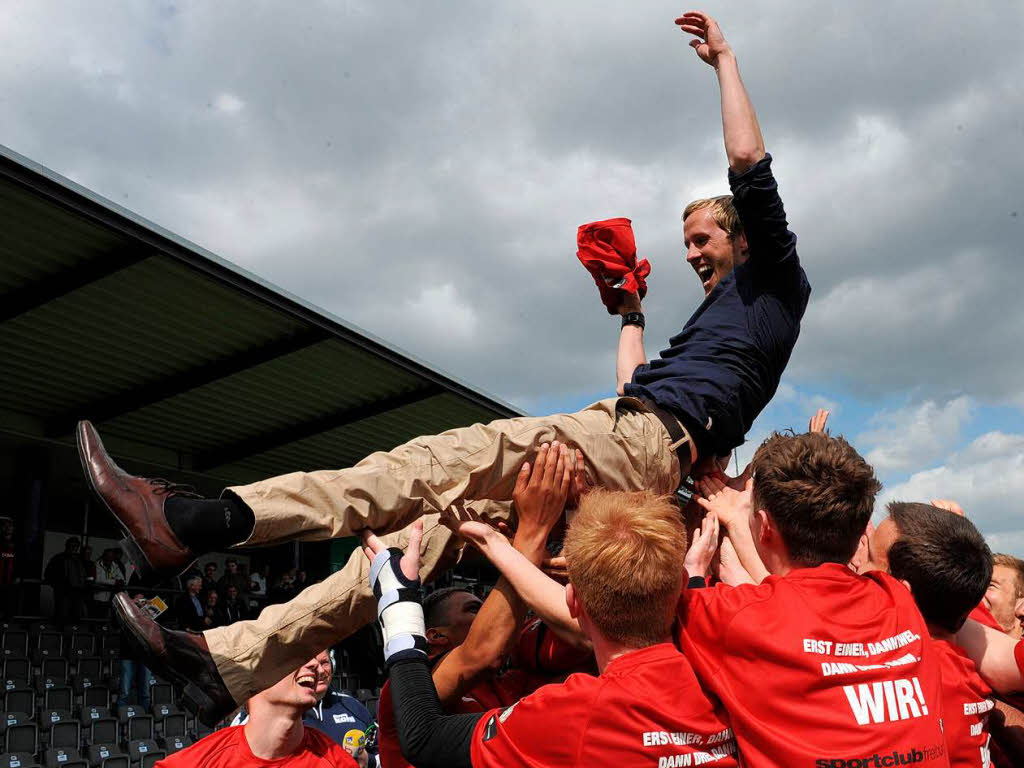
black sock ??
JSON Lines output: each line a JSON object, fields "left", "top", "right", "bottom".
{"left": 164, "top": 493, "right": 255, "bottom": 553}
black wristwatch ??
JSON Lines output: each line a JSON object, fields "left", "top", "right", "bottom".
{"left": 621, "top": 311, "right": 645, "bottom": 330}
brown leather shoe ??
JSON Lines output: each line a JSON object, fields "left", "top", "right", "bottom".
{"left": 113, "top": 592, "right": 237, "bottom": 727}
{"left": 77, "top": 420, "right": 197, "bottom": 584}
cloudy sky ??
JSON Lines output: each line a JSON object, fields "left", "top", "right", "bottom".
{"left": 2, "top": 1, "right": 1022, "bottom": 550}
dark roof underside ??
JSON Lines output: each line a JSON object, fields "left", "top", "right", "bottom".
{"left": 0, "top": 145, "right": 521, "bottom": 487}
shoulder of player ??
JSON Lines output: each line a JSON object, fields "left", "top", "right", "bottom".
{"left": 157, "top": 726, "right": 241, "bottom": 767}
{"left": 303, "top": 725, "right": 358, "bottom": 762}
{"left": 681, "top": 576, "right": 780, "bottom": 624}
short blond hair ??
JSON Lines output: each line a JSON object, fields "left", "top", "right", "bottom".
{"left": 562, "top": 489, "right": 686, "bottom": 647}
{"left": 682, "top": 195, "right": 742, "bottom": 239}
{"left": 994, "top": 554, "right": 1024, "bottom": 597}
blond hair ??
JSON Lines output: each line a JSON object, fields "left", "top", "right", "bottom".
{"left": 562, "top": 489, "right": 686, "bottom": 647}
{"left": 994, "top": 554, "right": 1024, "bottom": 598}
{"left": 682, "top": 195, "right": 742, "bottom": 239}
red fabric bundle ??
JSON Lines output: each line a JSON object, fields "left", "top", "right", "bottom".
{"left": 576, "top": 217, "right": 651, "bottom": 314}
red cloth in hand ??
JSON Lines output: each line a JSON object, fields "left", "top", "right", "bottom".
{"left": 576, "top": 217, "right": 651, "bottom": 314}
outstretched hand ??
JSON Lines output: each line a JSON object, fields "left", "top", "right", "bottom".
{"left": 361, "top": 519, "right": 423, "bottom": 581}
{"left": 684, "top": 513, "right": 720, "bottom": 580}
{"left": 440, "top": 503, "right": 502, "bottom": 552}
{"left": 513, "top": 442, "right": 573, "bottom": 537}
{"left": 808, "top": 408, "right": 830, "bottom": 434}
{"left": 695, "top": 474, "right": 754, "bottom": 530}
{"left": 675, "top": 11, "right": 732, "bottom": 67}
{"left": 931, "top": 498, "right": 966, "bottom": 517}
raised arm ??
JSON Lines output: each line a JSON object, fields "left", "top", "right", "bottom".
{"left": 615, "top": 293, "right": 647, "bottom": 396}
{"left": 676, "top": 11, "right": 764, "bottom": 173}
{"left": 431, "top": 443, "right": 573, "bottom": 702}
{"left": 955, "top": 619, "right": 1024, "bottom": 694}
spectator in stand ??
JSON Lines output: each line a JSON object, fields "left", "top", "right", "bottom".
{"left": 94, "top": 547, "right": 126, "bottom": 618}
{"left": 218, "top": 557, "right": 249, "bottom": 596}
{"left": 985, "top": 554, "right": 1024, "bottom": 639}
{"left": 302, "top": 651, "right": 375, "bottom": 764}
{"left": 271, "top": 570, "right": 297, "bottom": 604}
{"left": 119, "top": 591, "right": 153, "bottom": 711}
{"left": 202, "top": 588, "right": 220, "bottom": 629}
{"left": 250, "top": 563, "right": 269, "bottom": 596}
{"left": 155, "top": 652, "right": 356, "bottom": 768}
{"left": 0, "top": 517, "right": 16, "bottom": 617}
{"left": 173, "top": 575, "right": 206, "bottom": 631}
{"left": 296, "top": 570, "right": 308, "bottom": 590}
{"left": 44, "top": 536, "right": 87, "bottom": 624}
{"left": 81, "top": 545, "right": 96, "bottom": 582}
{"left": 217, "top": 584, "right": 248, "bottom": 625}
{"left": 201, "top": 562, "right": 219, "bottom": 594}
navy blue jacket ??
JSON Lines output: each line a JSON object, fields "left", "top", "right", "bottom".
{"left": 303, "top": 690, "right": 375, "bottom": 751}
{"left": 625, "top": 154, "right": 810, "bottom": 457}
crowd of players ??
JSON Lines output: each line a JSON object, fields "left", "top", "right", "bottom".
{"left": 64, "top": 11, "right": 1024, "bottom": 768}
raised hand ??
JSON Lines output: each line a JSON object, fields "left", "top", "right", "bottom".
{"left": 361, "top": 519, "right": 423, "bottom": 581}
{"left": 440, "top": 503, "right": 502, "bottom": 551}
{"left": 513, "top": 442, "right": 572, "bottom": 538}
{"left": 930, "top": 498, "right": 966, "bottom": 517}
{"left": 675, "top": 11, "right": 733, "bottom": 67}
{"left": 808, "top": 408, "right": 830, "bottom": 434}
{"left": 684, "top": 513, "right": 720, "bottom": 580}
{"left": 695, "top": 475, "right": 754, "bottom": 531}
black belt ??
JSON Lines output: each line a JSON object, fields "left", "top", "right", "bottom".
{"left": 636, "top": 396, "right": 695, "bottom": 475}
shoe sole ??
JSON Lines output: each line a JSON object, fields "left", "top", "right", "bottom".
{"left": 76, "top": 422, "right": 183, "bottom": 586}
{"left": 113, "top": 595, "right": 226, "bottom": 728}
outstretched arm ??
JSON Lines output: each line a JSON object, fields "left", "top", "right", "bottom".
{"left": 955, "top": 619, "right": 1024, "bottom": 694}
{"left": 443, "top": 510, "right": 588, "bottom": 649}
{"left": 676, "top": 11, "right": 764, "bottom": 173}
{"left": 431, "top": 443, "right": 575, "bottom": 702}
{"left": 616, "top": 293, "right": 647, "bottom": 396}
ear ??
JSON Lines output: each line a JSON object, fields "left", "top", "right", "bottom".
{"left": 566, "top": 583, "right": 580, "bottom": 620}
{"left": 755, "top": 508, "right": 772, "bottom": 545}
{"left": 425, "top": 627, "right": 448, "bottom": 650}
{"left": 733, "top": 231, "right": 749, "bottom": 263}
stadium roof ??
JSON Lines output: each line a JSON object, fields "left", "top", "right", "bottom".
{"left": 0, "top": 144, "right": 522, "bottom": 488}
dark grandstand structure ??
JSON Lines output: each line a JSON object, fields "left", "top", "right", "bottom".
{"left": 0, "top": 143, "right": 519, "bottom": 766}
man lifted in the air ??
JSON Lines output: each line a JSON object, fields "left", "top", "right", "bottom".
{"left": 86, "top": 10, "right": 810, "bottom": 725}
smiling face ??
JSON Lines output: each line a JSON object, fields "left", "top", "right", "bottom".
{"left": 683, "top": 207, "right": 747, "bottom": 296}
{"left": 984, "top": 564, "right": 1024, "bottom": 638}
{"left": 260, "top": 652, "right": 330, "bottom": 710}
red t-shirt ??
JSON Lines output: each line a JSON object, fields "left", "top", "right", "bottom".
{"left": 677, "top": 564, "right": 948, "bottom": 767}
{"left": 471, "top": 642, "right": 737, "bottom": 768}
{"left": 934, "top": 638, "right": 993, "bottom": 767}
{"left": 512, "top": 618, "right": 595, "bottom": 676}
{"left": 154, "top": 723, "right": 355, "bottom": 768}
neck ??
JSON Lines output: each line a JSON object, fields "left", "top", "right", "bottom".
{"left": 244, "top": 705, "right": 304, "bottom": 759}
{"left": 591, "top": 634, "right": 668, "bottom": 674}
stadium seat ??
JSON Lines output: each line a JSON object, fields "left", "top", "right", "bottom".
{"left": 0, "top": 752, "right": 41, "bottom": 768}
{"left": 43, "top": 746, "right": 81, "bottom": 768}
{"left": 4, "top": 723, "right": 37, "bottom": 757}
{"left": 95, "top": 639, "right": 118, "bottom": 666}
{"left": 94, "top": 752, "right": 126, "bottom": 768}
{"left": 85, "top": 718, "right": 117, "bottom": 748}
{"left": 42, "top": 690, "right": 72, "bottom": 715}
{"left": 80, "top": 689, "right": 108, "bottom": 710}
{"left": 1, "top": 634, "right": 28, "bottom": 660}
{"left": 3, "top": 690, "right": 35, "bottom": 722}
{"left": 46, "top": 721, "right": 78, "bottom": 751}
{"left": 157, "top": 713, "right": 189, "bottom": 756}
{"left": 125, "top": 717, "right": 152, "bottom": 744}
{"left": 139, "top": 754, "right": 163, "bottom": 768}
{"left": 64, "top": 637, "right": 94, "bottom": 664}
{"left": 125, "top": 740, "right": 158, "bottom": 765}
{"left": 365, "top": 698, "right": 379, "bottom": 719}
{"left": 37, "top": 710, "right": 73, "bottom": 739}
{"left": 85, "top": 742, "right": 122, "bottom": 766}
{"left": 2, "top": 658, "right": 31, "bottom": 691}
{"left": 0, "top": 713, "right": 31, "bottom": 739}
{"left": 33, "top": 634, "right": 62, "bottom": 666}
{"left": 35, "top": 660, "right": 69, "bottom": 694}
{"left": 76, "top": 708, "right": 108, "bottom": 728}
{"left": 71, "top": 660, "right": 103, "bottom": 695}
{"left": 112, "top": 708, "right": 140, "bottom": 730}
{"left": 355, "top": 688, "right": 372, "bottom": 702}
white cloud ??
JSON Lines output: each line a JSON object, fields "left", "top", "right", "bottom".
{"left": 879, "top": 431, "right": 1024, "bottom": 552}
{"left": 214, "top": 92, "right": 245, "bottom": 114}
{"left": 858, "top": 396, "right": 974, "bottom": 474}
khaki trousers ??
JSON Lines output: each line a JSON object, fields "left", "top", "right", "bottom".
{"left": 205, "top": 397, "right": 681, "bottom": 702}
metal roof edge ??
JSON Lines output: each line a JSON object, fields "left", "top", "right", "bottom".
{"left": 0, "top": 142, "right": 525, "bottom": 418}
